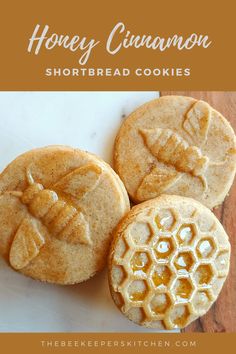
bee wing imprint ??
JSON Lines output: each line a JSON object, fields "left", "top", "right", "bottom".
{"left": 139, "top": 128, "right": 209, "bottom": 197}
{"left": 52, "top": 164, "right": 103, "bottom": 199}
{"left": 9, "top": 218, "right": 45, "bottom": 270}
{"left": 136, "top": 165, "right": 182, "bottom": 201}
{"left": 183, "top": 100, "right": 211, "bottom": 146}
{"left": 51, "top": 164, "right": 103, "bottom": 246}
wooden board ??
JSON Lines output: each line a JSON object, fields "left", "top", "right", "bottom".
{"left": 160, "top": 92, "right": 236, "bottom": 332}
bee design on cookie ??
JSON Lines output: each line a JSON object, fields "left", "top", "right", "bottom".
{"left": 0, "top": 146, "right": 130, "bottom": 284}
{"left": 6, "top": 164, "right": 102, "bottom": 270}
{"left": 114, "top": 96, "right": 236, "bottom": 208}
{"left": 136, "top": 101, "right": 212, "bottom": 200}
{"left": 137, "top": 127, "right": 209, "bottom": 200}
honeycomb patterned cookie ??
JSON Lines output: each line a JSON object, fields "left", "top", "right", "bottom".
{"left": 114, "top": 95, "right": 236, "bottom": 208}
{"left": 108, "top": 195, "right": 231, "bottom": 330}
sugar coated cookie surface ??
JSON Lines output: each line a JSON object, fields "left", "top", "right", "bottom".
{"left": 114, "top": 96, "right": 236, "bottom": 208}
{"left": 108, "top": 195, "right": 231, "bottom": 329}
{"left": 0, "top": 146, "right": 130, "bottom": 284}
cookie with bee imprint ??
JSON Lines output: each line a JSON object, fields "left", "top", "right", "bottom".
{"left": 0, "top": 146, "right": 130, "bottom": 284}
{"left": 114, "top": 96, "right": 236, "bottom": 208}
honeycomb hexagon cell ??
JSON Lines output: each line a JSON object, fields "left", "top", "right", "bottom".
{"left": 169, "top": 305, "right": 190, "bottom": 328}
{"left": 155, "top": 209, "right": 176, "bottom": 232}
{"left": 211, "top": 277, "right": 225, "bottom": 298}
{"left": 173, "top": 278, "right": 194, "bottom": 302}
{"left": 197, "top": 238, "right": 216, "bottom": 259}
{"left": 128, "top": 280, "right": 148, "bottom": 302}
{"left": 115, "top": 236, "right": 129, "bottom": 258}
{"left": 194, "top": 264, "right": 214, "bottom": 286}
{"left": 129, "top": 222, "right": 152, "bottom": 245}
{"left": 126, "top": 307, "right": 146, "bottom": 324}
{"left": 112, "top": 291, "right": 124, "bottom": 309}
{"left": 155, "top": 237, "right": 175, "bottom": 260}
{"left": 130, "top": 251, "right": 151, "bottom": 276}
{"left": 150, "top": 293, "right": 171, "bottom": 315}
{"left": 174, "top": 252, "right": 194, "bottom": 273}
{"left": 176, "top": 224, "right": 196, "bottom": 246}
{"left": 152, "top": 265, "right": 172, "bottom": 288}
{"left": 215, "top": 251, "right": 230, "bottom": 276}
{"left": 111, "top": 265, "right": 126, "bottom": 287}
{"left": 145, "top": 320, "right": 166, "bottom": 330}
{"left": 192, "top": 290, "right": 211, "bottom": 314}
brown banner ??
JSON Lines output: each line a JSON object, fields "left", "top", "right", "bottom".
{"left": 1, "top": 333, "right": 236, "bottom": 354}
{"left": 0, "top": 0, "right": 235, "bottom": 90}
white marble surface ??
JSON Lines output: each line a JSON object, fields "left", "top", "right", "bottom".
{"left": 0, "top": 91, "right": 169, "bottom": 332}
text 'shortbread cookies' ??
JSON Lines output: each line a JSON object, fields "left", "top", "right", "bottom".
{"left": 114, "top": 96, "right": 236, "bottom": 208}
{"left": 0, "top": 146, "right": 130, "bottom": 284}
{"left": 108, "top": 195, "right": 231, "bottom": 329}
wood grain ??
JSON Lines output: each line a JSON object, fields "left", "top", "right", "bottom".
{"left": 160, "top": 92, "right": 236, "bottom": 332}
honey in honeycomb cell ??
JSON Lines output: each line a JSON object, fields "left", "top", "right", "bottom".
{"left": 130, "top": 252, "right": 151, "bottom": 276}
{"left": 197, "top": 238, "right": 216, "bottom": 258}
{"left": 150, "top": 293, "right": 171, "bottom": 315}
{"left": 155, "top": 237, "right": 174, "bottom": 260}
{"left": 174, "top": 252, "right": 194, "bottom": 272}
{"left": 194, "top": 264, "right": 213, "bottom": 285}
{"left": 155, "top": 209, "right": 175, "bottom": 231}
{"left": 173, "top": 278, "right": 193, "bottom": 301}
{"left": 169, "top": 305, "right": 190, "bottom": 328}
{"left": 128, "top": 280, "right": 148, "bottom": 302}
{"left": 152, "top": 265, "right": 172, "bottom": 288}
{"left": 177, "top": 224, "right": 195, "bottom": 246}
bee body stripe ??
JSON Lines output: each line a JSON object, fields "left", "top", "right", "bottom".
{"left": 141, "top": 128, "right": 208, "bottom": 177}
{"left": 28, "top": 189, "right": 58, "bottom": 219}
{"left": 22, "top": 185, "right": 90, "bottom": 245}
{"left": 60, "top": 213, "right": 90, "bottom": 245}
{"left": 49, "top": 204, "right": 77, "bottom": 236}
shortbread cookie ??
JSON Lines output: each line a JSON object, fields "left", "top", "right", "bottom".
{"left": 114, "top": 96, "right": 236, "bottom": 208}
{"left": 108, "top": 195, "right": 231, "bottom": 329}
{"left": 0, "top": 146, "right": 130, "bottom": 284}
